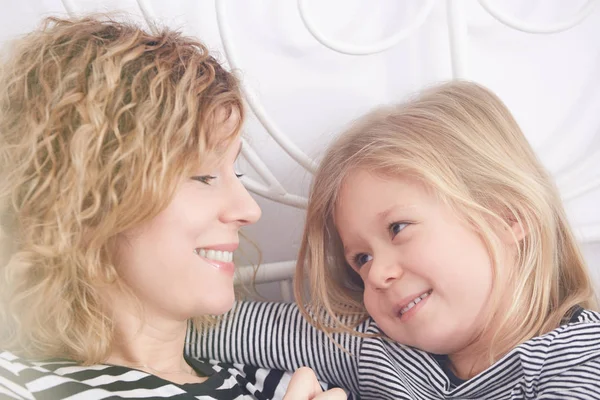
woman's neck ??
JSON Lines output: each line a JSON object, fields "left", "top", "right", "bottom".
{"left": 107, "top": 316, "right": 188, "bottom": 371}
{"left": 104, "top": 293, "right": 204, "bottom": 384}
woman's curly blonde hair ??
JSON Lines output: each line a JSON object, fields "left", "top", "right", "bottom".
{"left": 0, "top": 15, "right": 244, "bottom": 364}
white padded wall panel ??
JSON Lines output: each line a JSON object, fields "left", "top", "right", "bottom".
{"left": 1, "top": 1, "right": 599, "bottom": 301}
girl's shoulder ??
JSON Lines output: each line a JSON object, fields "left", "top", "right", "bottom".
{"left": 520, "top": 308, "right": 600, "bottom": 353}
{"left": 573, "top": 308, "right": 600, "bottom": 324}
{"left": 514, "top": 309, "right": 600, "bottom": 391}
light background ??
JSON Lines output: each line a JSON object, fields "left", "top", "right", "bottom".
{"left": 2, "top": 0, "right": 599, "bottom": 300}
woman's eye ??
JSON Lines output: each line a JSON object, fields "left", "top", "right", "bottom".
{"left": 389, "top": 222, "right": 408, "bottom": 237}
{"left": 234, "top": 158, "right": 244, "bottom": 179}
{"left": 353, "top": 253, "right": 373, "bottom": 268}
{"left": 191, "top": 175, "right": 216, "bottom": 185}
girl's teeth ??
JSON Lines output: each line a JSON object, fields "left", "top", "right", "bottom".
{"left": 400, "top": 290, "right": 431, "bottom": 315}
{"left": 195, "top": 248, "right": 233, "bottom": 262}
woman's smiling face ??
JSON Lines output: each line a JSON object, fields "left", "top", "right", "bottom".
{"left": 114, "top": 136, "right": 261, "bottom": 322}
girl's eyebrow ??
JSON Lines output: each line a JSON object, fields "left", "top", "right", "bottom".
{"left": 377, "top": 204, "right": 417, "bottom": 221}
{"left": 377, "top": 206, "right": 396, "bottom": 222}
{"left": 343, "top": 246, "right": 354, "bottom": 259}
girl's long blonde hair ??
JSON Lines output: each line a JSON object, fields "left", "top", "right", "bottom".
{"left": 295, "top": 80, "right": 597, "bottom": 363}
{"left": 0, "top": 15, "right": 244, "bottom": 364}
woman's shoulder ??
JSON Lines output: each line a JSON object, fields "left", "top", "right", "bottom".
{"left": 0, "top": 350, "right": 78, "bottom": 376}
{"left": 0, "top": 351, "right": 87, "bottom": 399}
{"left": 0, "top": 350, "right": 263, "bottom": 400}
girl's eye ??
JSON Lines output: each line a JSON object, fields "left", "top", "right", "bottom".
{"left": 191, "top": 175, "right": 216, "bottom": 185}
{"left": 235, "top": 173, "right": 244, "bottom": 179}
{"left": 389, "top": 222, "right": 408, "bottom": 238}
{"left": 353, "top": 253, "right": 373, "bottom": 268}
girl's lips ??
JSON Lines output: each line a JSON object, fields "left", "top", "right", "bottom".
{"left": 396, "top": 289, "right": 432, "bottom": 312}
{"left": 396, "top": 289, "right": 432, "bottom": 321}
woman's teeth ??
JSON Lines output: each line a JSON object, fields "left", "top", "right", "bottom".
{"left": 194, "top": 248, "right": 233, "bottom": 263}
{"left": 400, "top": 290, "right": 432, "bottom": 316}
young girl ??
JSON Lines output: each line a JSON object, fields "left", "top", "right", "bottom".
{"left": 192, "top": 81, "right": 600, "bottom": 399}
{"left": 0, "top": 15, "right": 345, "bottom": 400}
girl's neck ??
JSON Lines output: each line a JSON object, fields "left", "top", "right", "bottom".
{"left": 446, "top": 347, "right": 490, "bottom": 380}
{"left": 448, "top": 278, "right": 515, "bottom": 380}
{"left": 446, "top": 322, "right": 500, "bottom": 380}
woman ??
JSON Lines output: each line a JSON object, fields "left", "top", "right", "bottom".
{"left": 0, "top": 15, "right": 344, "bottom": 400}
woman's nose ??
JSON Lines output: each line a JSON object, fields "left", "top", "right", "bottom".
{"left": 221, "top": 177, "right": 262, "bottom": 226}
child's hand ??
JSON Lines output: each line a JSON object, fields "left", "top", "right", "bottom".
{"left": 283, "top": 367, "right": 347, "bottom": 400}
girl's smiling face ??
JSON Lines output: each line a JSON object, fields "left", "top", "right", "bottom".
{"left": 334, "top": 169, "right": 504, "bottom": 356}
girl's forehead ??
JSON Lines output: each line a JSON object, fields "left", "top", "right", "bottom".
{"left": 332, "top": 171, "right": 439, "bottom": 225}
{"left": 336, "top": 169, "right": 417, "bottom": 199}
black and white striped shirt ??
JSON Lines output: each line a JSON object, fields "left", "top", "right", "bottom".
{"left": 190, "top": 301, "right": 600, "bottom": 399}
{"left": 0, "top": 351, "right": 292, "bottom": 399}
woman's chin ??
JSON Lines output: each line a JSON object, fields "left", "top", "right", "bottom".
{"left": 203, "top": 295, "right": 236, "bottom": 316}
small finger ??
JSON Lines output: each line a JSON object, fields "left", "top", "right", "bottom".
{"left": 313, "top": 387, "right": 347, "bottom": 400}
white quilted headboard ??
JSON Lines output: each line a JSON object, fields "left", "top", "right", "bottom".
{"left": 2, "top": 1, "right": 599, "bottom": 301}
